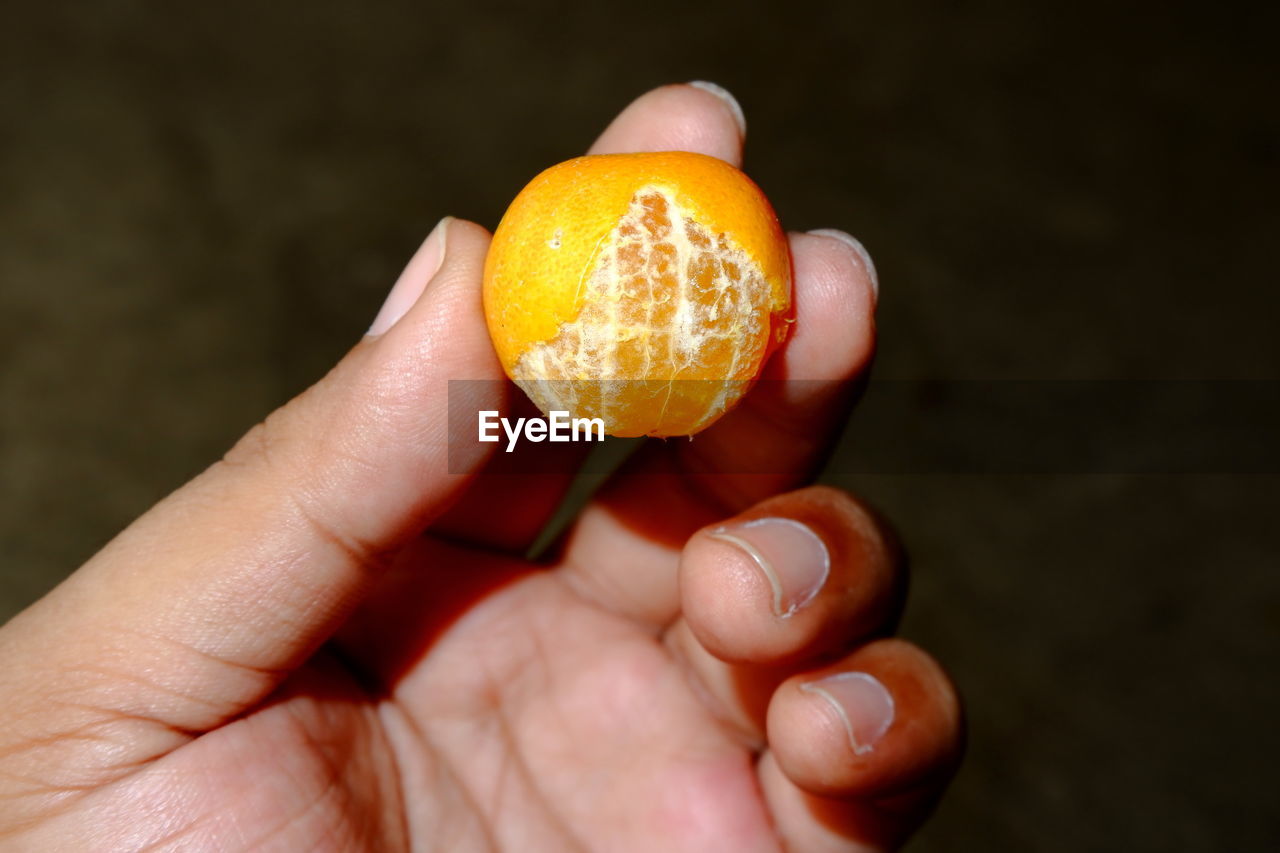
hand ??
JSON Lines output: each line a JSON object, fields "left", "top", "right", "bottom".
{"left": 0, "top": 84, "right": 962, "bottom": 851}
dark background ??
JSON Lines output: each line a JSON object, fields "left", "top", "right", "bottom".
{"left": 2, "top": 1, "right": 1277, "bottom": 849}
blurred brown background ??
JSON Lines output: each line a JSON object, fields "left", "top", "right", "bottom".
{"left": 2, "top": 1, "right": 1277, "bottom": 849}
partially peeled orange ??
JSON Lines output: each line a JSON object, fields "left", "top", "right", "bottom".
{"left": 483, "top": 151, "right": 792, "bottom": 437}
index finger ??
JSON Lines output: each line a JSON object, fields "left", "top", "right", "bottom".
{"left": 589, "top": 80, "right": 746, "bottom": 162}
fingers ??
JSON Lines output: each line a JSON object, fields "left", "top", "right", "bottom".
{"left": 768, "top": 639, "right": 963, "bottom": 799}
{"left": 0, "top": 219, "right": 501, "bottom": 776}
{"left": 428, "top": 82, "right": 747, "bottom": 552}
{"left": 760, "top": 640, "right": 964, "bottom": 851}
{"left": 665, "top": 485, "right": 902, "bottom": 739}
{"left": 681, "top": 486, "right": 901, "bottom": 666}
{"left": 561, "top": 229, "right": 878, "bottom": 626}
{"left": 665, "top": 483, "right": 961, "bottom": 849}
{"left": 588, "top": 81, "right": 745, "bottom": 163}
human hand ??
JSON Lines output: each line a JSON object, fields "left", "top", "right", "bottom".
{"left": 0, "top": 84, "right": 962, "bottom": 851}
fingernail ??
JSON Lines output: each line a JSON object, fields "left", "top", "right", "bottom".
{"left": 708, "top": 518, "right": 829, "bottom": 618}
{"left": 801, "top": 672, "right": 895, "bottom": 756}
{"left": 808, "top": 228, "right": 879, "bottom": 302}
{"left": 367, "top": 216, "right": 451, "bottom": 336}
{"left": 688, "top": 80, "right": 747, "bottom": 137}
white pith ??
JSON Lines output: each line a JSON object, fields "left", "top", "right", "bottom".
{"left": 513, "top": 186, "right": 770, "bottom": 434}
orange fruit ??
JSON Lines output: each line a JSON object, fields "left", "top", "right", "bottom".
{"left": 483, "top": 151, "right": 792, "bottom": 437}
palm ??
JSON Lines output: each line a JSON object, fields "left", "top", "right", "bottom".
{"left": 156, "top": 538, "right": 769, "bottom": 851}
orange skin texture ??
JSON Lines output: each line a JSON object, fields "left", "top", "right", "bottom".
{"left": 483, "top": 151, "right": 793, "bottom": 436}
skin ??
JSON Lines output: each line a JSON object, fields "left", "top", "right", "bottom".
{"left": 0, "top": 85, "right": 962, "bottom": 851}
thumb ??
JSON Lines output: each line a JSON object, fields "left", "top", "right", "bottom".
{"left": 0, "top": 218, "right": 501, "bottom": 773}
